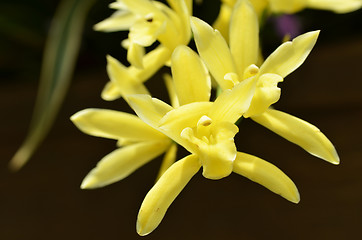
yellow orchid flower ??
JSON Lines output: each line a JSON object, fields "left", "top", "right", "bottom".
{"left": 95, "top": 0, "right": 192, "bottom": 101}
{"left": 128, "top": 45, "right": 299, "bottom": 235}
{"left": 214, "top": 0, "right": 361, "bottom": 40}
{"left": 191, "top": 0, "right": 339, "bottom": 164}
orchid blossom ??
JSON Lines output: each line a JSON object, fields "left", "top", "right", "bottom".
{"left": 191, "top": 0, "right": 339, "bottom": 165}
{"left": 95, "top": 0, "right": 192, "bottom": 101}
{"left": 70, "top": 0, "right": 344, "bottom": 236}
{"left": 128, "top": 45, "right": 299, "bottom": 236}
{"left": 214, "top": 0, "right": 361, "bottom": 40}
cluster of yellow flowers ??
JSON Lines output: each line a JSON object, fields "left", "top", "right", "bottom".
{"left": 71, "top": 0, "right": 361, "bottom": 236}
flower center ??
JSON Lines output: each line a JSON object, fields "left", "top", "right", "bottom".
{"left": 180, "top": 115, "right": 238, "bottom": 179}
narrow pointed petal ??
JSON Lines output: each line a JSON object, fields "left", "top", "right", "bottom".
{"left": 81, "top": 140, "right": 170, "bottom": 189}
{"left": 171, "top": 46, "right": 211, "bottom": 105}
{"left": 94, "top": 11, "right": 138, "bottom": 32}
{"left": 230, "top": 0, "right": 259, "bottom": 76}
{"left": 127, "top": 42, "right": 145, "bottom": 68}
{"left": 106, "top": 55, "right": 150, "bottom": 98}
{"left": 191, "top": 17, "right": 237, "bottom": 90}
{"left": 137, "top": 154, "right": 201, "bottom": 236}
{"left": 233, "top": 152, "right": 300, "bottom": 203}
{"left": 134, "top": 45, "right": 172, "bottom": 82}
{"left": 212, "top": 3, "right": 232, "bottom": 41}
{"left": 259, "top": 30, "right": 320, "bottom": 78}
{"left": 109, "top": 1, "right": 127, "bottom": 10}
{"left": 101, "top": 81, "right": 121, "bottom": 101}
{"left": 251, "top": 109, "right": 340, "bottom": 164}
{"left": 70, "top": 108, "right": 165, "bottom": 141}
{"left": 103, "top": 46, "right": 172, "bottom": 101}
{"left": 158, "top": 102, "right": 213, "bottom": 152}
{"left": 121, "top": 0, "right": 162, "bottom": 16}
{"left": 306, "top": 0, "right": 362, "bottom": 13}
{"left": 127, "top": 94, "right": 173, "bottom": 129}
{"left": 209, "top": 76, "right": 257, "bottom": 123}
{"left": 156, "top": 143, "right": 177, "bottom": 181}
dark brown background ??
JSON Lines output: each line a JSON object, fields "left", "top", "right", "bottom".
{"left": 1, "top": 1, "right": 362, "bottom": 239}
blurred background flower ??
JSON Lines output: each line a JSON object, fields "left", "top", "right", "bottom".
{"left": 1, "top": 0, "right": 362, "bottom": 239}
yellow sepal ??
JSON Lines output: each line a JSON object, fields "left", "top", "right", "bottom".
{"left": 81, "top": 140, "right": 170, "bottom": 189}
{"left": 251, "top": 108, "right": 340, "bottom": 164}
{"left": 233, "top": 152, "right": 300, "bottom": 203}
{"left": 137, "top": 154, "right": 201, "bottom": 236}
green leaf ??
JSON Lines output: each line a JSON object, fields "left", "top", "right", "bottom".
{"left": 9, "top": 0, "right": 96, "bottom": 170}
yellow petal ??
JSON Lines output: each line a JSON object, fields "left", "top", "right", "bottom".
{"left": 127, "top": 42, "right": 145, "bottom": 68}
{"left": 233, "top": 152, "right": 300, "bottom": 203}
{"left": 268, "top": 0, "right": 306, "bottom": 13}
{"left": 209, "top": 76, "right": 257, "bottom": 123}
{"left": 164, "top": 0, "right": 192, "bottom": 43}
{"left": 70, "top": 108, "right": 165, "bottom": 141}
{"left": 101, "top": 81, "right": 121, "bottom": 101}
{"left": 121, "top": 0, "right": 163, "bottom": 16}
{"left": 106, "top": 55, "right": 150, "bottom": 98}
{"left": 135, "top": 45, "right": 172, "bottom": 82}
{"left": 163, "top": 73, "right": 180, "bottom": 108}
{"left": 103, "top": 46, "right": 172, "bottom": 101}
{"left": 166, "top": 0, "right": 193, "bottom": 15}
{"left": 81, "top": 140, "right": 170, "bottom": 189}
{"left": 156, "top": 143, "right": 178, "bottom": 181}
{"left": 127, "top": 94, "right": 173, "bottom": 129}
{"left": 259, "top": 30, "right": 320, "bottom": 78}
{"left": 251, "top": 109, "right": 340, "bottom": 164}
{"left": 306, "top": 0, "right": 362, "bottom": 13}
{"left": 212, "top": 3, "right": 232, "bottom": 41}
{"left": 94, "top": 11, "right": 138, "bottom": 32}
{"left": 137, "top": 154, "right": 201, "bottom": 236}
{"left": 171, "top": 45, "right": 211, "bottom": 105}
{"left": 151, "top": 2, "right": 182, "bottom": 49}
{"left": 109, "top": 1, "right": 127, "bottom": 10}
{"left": 229, "top": 0, "right": 259, "bottom": 76}
{"left": 158, "top": 102, "right": 213, "bottom": 152}
{"left": 191, "top": 17, "right": 237, "bottom": 90}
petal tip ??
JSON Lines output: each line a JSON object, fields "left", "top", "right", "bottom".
{"left": 80, "top": 174, "right": 98, "bottom": 189}
{"left": 190, "top": 16, "right": 206, "bottom": 33}
{"left": 136, "top": 220, "right": 149, "bottom": 236}
{"left": 290, "top": 191, "right": 300, "bottom": 204}
{"left": 69, "top": 112, "right": 80, "bottom": 122}
{"left": 93, "top": 23, "right": 102, "bottom": 31}
{"left": 106, "top": 54, "right": 115, "bottom": 62}
{"left": 330, "top": 155, "right": 340, "bottom": 165}
{"left": 308, "top": 30, "right": 320, "bottom": 40}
